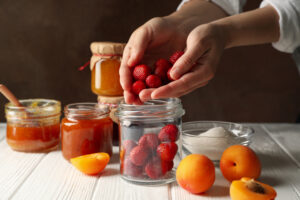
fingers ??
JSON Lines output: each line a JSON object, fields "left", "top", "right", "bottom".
{"left": 124, "top": 91, "right": 143, "bottom": 105}
{"left": 170, "top": 32, "right": 209, "bottom": 80}
{"left": 151, "top": 64, "right": 214, "bottom": 99}
{"left": 139, "top": 88, "right": 156, "bottom": 102}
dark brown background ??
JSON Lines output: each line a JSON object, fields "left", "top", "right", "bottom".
{"left": 0, "top": 0, "right": 300, "bottom": 122}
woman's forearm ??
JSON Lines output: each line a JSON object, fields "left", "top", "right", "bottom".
{"left": 165, "top": 0, "right": 229, "bottom": 35}
{"left": 212, "top": 5, "right": 280, "bottom": 48}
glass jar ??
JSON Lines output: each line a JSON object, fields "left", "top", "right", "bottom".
{"left": 61, "top": 103, "right": 113, "bottom": 160}
{"left": 98, "top": 95, "right": 124, "bottom": 146}
{"left": 116, "top": 98, "right": 185, "bottom": 185}
{"left": 90, "top": 42, "right": 125, "bottom": 96}
{"left": 5, "top": 99, "right": 61, "bottom": 152}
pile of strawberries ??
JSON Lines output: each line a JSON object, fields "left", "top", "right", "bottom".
{"left": 130, "top": 51, "right": 184, "bottom": 96}
{"left": 120, "top": 124, "right": 179, "bottom": 179}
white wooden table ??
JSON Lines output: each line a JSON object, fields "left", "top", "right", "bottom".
{"left": 0, "top": 123, "right": 300, "bottom": 200}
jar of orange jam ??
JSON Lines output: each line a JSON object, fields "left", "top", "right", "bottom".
{"left": 61, "top": 103, "right": 113, "bottom": 160}
{"left": 5, "top": 99, "right": 61, "bottom": 152}
{"left": 90, "top": 42, "right": 125, "bottom": 96}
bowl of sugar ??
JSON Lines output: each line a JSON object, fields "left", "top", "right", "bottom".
{"left": 181, "top": 121, "right": 254, "bottom": 164}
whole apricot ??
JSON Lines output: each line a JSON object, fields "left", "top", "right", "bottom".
{"left": 220, "top": 145, "right": 261, "bottom": 182}
{"left": 230, "top": 177, "right": 277, "bottom": 200}
{"left": 176, "top": 154, "right": 215, "bottom": 194}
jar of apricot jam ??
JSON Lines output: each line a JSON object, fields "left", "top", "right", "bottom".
{"left": 61, "top": 103, "right": 113, "bottom": 160}
{"left": 116, "top": 98, "right": 185, "bottom": 185}
{"left": 90, "top": 42, "right": 125, "bottom": 96}
{"left": 5, "top": 99, "right": 61, "bottom": 152}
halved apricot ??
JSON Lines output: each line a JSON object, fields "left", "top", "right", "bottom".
{"left": 230, "top": 177, "right": 277, "bottom": 200}
{"left": 70, "top": 152, "right": 110, "bottom": 175}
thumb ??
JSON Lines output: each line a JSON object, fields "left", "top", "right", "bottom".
{"left": 170, "top": 35, "right": 208, "bottom": 80}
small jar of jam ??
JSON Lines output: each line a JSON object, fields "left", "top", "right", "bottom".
{"left": 90, "top": 42, "right": 125, "bottom": 96}
{"left": 61, "top": 103, "right": 113, "bottom": 160}
{"left": 5, "top": 99, "right": 61, "bottom": 152}
{"left": 116, "top": 98, "right": 185, "bottom": 185}
{"left": 98, "top": 95, "right": 124, "bottom": 146}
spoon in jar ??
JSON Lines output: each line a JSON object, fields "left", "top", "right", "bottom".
{"left": 0, "top": 84, "right": 23, "bottom": 107}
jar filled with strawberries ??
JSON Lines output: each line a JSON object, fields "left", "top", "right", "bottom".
{"left": 116, "top": 98, "right": 185, "bottom": 185}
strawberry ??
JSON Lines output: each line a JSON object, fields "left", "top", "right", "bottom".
{"left": 132, "top": 80, "right": 146, "bottom": 95}
{"left": 163, "top": 160, "right": 174, "bottom": 172}
{"left": 169, "top": 51, "right": 184, "bottom": 64}
{"left": 122, "top": 158, "right": 143, "bottom": 177}
{"left": 154, "top": 59, "right": 172, "bottom": 80}
{"left": 167, "top": 67, "right": 175, "bottom": 81}
{"left": 130, "top": 145, "right": 150, "bottom": 166}
{"left": 145, "top": 75, "right": 162, "bottom": 88}
{"left": 158, "top": 124, "right": 179, "bottom": 142}
{"left": 133, "top": 64, "right": 151, "bottom": 81}
{"left": 156, "top": 142, "right": 178, "bottom": 162}
{"left": 145, "top": 157, "right": 166, "bottom": 179}
{"left": 122, "top": 140, "right": 137, "bottom": 155}
{"left": 138, "top": 133, "right": 160, "bottom": 152}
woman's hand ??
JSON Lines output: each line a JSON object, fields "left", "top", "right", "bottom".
{"left": 120, "top": 0, "right": 229, "bottom": 104}
{"left": 148, "top": 23, "right": 226, "bottom": 100}
{"left": 120, "top": 17, "right": 187, "bottom": 104}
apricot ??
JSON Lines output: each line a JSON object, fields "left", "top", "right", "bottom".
{"left": 220, "top": 145, "right": 261, "bottom": 182}
{"left": 176, "top": 154, "right": 215, "bottom": 194}
{"left": 70, "top": 152, "right": 110, "bottom": 175}
{"left": 230, "top": 177, "right": 277, "bottom": 200}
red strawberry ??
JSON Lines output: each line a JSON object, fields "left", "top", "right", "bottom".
{"left": 138, "top": 133, "right": 160, "bottom": 152}
{"left": 162, "top": 160, "right": 174, "bottom": 172}
{"left": 133, "top": 64, "right": 151, "bottom": 81}
{"left": 145, "top": 157, "right": 166, "bottom": 179}
{"left": 145, "top": 75, "right": 162, "bottom": 88}
{"left": 132, "top": 80, "right": 146, "bottom": 95}
{"left": 122, "top": 140, "right": 137, "bottom": 155}
{"left": 154, "top": 59, "right": 172, "bottom": 80}
{"left": 122, "top": 158, "right": 143, "bottom": 177}
{"left": 167, "top": 67, "right": 175, "bottom": 81}
{"left": 169, "top": 51, "right": 184, "bottom": 64}
{"left": 156, "top": 142, "right": 178, "bottom": 162}
{"left": 130, "top": 145, "right": 150, "bottom": 166}
{"left": 158, "top": 124, "right": 179, "bottom": 142}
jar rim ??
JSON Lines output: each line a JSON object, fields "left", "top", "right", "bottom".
{"left": 5, "top": 99, "right": 61, "bottom": 120}
{"left": 64, "top": 102, "right": 110, "bottom": 120}
{"left": 116, "top": 98, "right": 185, "bottom": 120}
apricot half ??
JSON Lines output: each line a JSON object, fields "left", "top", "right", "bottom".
{"left": 230, "top": 177, "right": 277, "bottom": 200}
{"left": 220, "top": 145, "right": 261, "bottom": 182}
{"left": 70, "top": 152, "right": 110, "bottom": 175}
{"left": 176, "top": 154, "right": 215, "bottom": 194}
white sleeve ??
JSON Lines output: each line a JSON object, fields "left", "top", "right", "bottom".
{"left": 260, "top": 0, "right": 300, "bottom": 53}
{"left": 177, "top": 0, "right": 247, "bottom": 15}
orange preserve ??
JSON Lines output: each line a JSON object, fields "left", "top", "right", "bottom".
{"left": 61, "top": 103, "right": 113, "bottom": 160}
{"left": 90, "top": 42, "right": 125, "bottom": 96}
{"left": 5, "top": 99, "right": 61, "bottom": 152}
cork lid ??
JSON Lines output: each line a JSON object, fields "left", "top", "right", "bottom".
{"left": 90, "top": 42, "right": 126, "bottom": 55}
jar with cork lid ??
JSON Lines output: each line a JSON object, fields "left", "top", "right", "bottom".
{"left": 90, "top": 42, "right": 126, "bottom": 97}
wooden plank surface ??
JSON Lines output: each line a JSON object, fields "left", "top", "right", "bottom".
{"left": 11, "top": 150, "right": 98, "bottom": 200}
{"left": 263, "top": 124, "right": 300, "bottom": 168}
{"left": 0, "top": 141, "right": 45, "bottom": 199}
{"left": 250, "top": 125, "right": 300, "bottom": 200}
{"left": 0, "top": 123, "right": 300, "bottom": 200}
{"left": 92, "top": 152, "right": 169, "bottom": 200}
